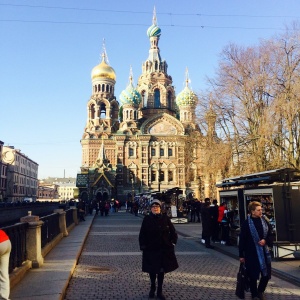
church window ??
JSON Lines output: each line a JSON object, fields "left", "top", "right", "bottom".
{"left": 168, "top": 148, "right": 173, "bottom": 156}
{"left": 129, "top": 148, "right": 134, "bottom": 157}
{"left": 155, "top": 61, "right": 158, "bottom": 71}
{"left": 102, "top": 84, "right": 105, "bottom": 92}
{"left": 151, "top": 148, "right": 156, "bottom": 157}
{"left": 160, "top": 148, "right": 164, "bottom": 157}
{"left": 154, "top": 89, "right": 160, "bottom": 108}
{"left": 100, "top": 103, "right": 106, "bottom": 118}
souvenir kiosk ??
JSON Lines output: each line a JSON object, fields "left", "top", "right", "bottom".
{"left": 217, "top": 168, "right": 300, "bottom": 259}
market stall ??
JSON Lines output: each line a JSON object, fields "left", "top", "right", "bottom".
{"left": 217, "top": 168, "right": 300, "bottom": 259}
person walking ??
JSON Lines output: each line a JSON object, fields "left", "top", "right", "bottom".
{"left": 139, "top": 200, "right": 178, "bottom": 300}
{"left": 239, "top": 201, "right": 273, "bottom": 300}
{"left": 201, "top": 198, "right": 214, "bottom": 249}
{"left": 0, "top": 229, "right": 12, "bottom": 300}
{"left": 210, "top": 199, "right": 219, "bottom": 242}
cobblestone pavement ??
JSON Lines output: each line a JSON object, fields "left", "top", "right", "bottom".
{"left": 64, "top": 211, "right": 300, "bottom": 300}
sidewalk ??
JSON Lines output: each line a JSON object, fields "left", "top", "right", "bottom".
{"left": 10, "top": 213, "right": 300, "bottom": 300}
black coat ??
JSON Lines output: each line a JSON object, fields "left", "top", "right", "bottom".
{"left": 239, "top": 216, "right": 273, "bottom": 280}
{"left": 201, "top": 205, "right": 213, "bottom": 238}
{"left": 139, "top": 213, "right": 178, "bottom": 274}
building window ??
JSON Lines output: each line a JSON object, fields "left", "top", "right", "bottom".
{"left": 168, "top": 148, "right": 173, "bottom": 156}
{"left": 168, "top": 170, "right": 174, "bottom": 182}
{"left": 129, "top": 148, "right": 134, "bottom": 157}
{"left": 151, "top": 170, "right": 156, "bottom": 182}
{"left": 154, "top": 89, "right": 160, "bottom": 108}
{"left": 160, "top": 148, "right": 164, "bottom": 157}
{"left": 151, "top": 148, "right": 156, "bottom": 157}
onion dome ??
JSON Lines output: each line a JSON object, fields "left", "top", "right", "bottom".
{"left": 176, "top": 68, "right": 198, "bottom": 106}
{"left": 119, "top": 68, "right": 142, "bottom": 106}
{"left": 147, "top": 7, "right": 161, "bottom": 38}
{"left": 91, "top": 53, "right": 116, "bottom": 81}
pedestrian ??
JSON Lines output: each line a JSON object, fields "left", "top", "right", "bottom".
{"left": 210, "top": 199, "right": 219, "bottom": 242}
{"left": 0, "top": 229, "right": 12, "bottom": 300}
{"left": 239, "top": 201, "right": 273, "bottom": 300}
{"left": 77, "top": 199, "right": 86, "bottom": 221}
{"left": 189, "top": 198, "right": 196, "bottom": 222}
{"left": 201, "top": 198, "right": 214, "bottom": 249}
{"left": 194, "top": 199, "right": 202, "bottom": 223}
{"left": 104, "top": 202, "right": 110, "bottom": 216}
{"left": 139, "top": 200, "right": 178, "bottom": 300}
{"left": 218, "top": 202, "right": 230, "bottom": 245}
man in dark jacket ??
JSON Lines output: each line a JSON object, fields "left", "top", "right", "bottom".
{"left": 139, "top": 200, "right": 178, "bottom": 300}
{"left": 201, "top": 198, "right": 214, "bottom": 249}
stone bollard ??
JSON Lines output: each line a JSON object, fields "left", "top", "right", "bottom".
{"left": 54, "top": 209, "right": 68, "bottom": 237}
{"left": 70, "top": 206, "right": 79, "bottom": 225}
{"left": 20, "top": 215, "right": 44, "bottom": 268}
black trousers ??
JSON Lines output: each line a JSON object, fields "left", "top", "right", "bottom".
{"left": 249, "top": 274, "right": 269, "bottom": 298}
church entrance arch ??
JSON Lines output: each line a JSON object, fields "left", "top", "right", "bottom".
{"left": 95, "top": 188, "right": 110, "bottom": 202}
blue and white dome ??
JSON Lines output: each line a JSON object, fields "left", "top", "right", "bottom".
{"left": 119, "top": 72, "right": 141, "bottom": 106}
{"left": 147, "top": 7, "right": 161, "bottom": 38}
{"left": 176, "top": 69, "right": 198, "bottom": 107}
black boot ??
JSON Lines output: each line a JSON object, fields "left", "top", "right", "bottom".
{"left": 148, "top": 284, "right": 155, "bottom": 298}
{"left": 157, "top": 288, "right": 166, "bottom": 300}
{"left": 149, "top": 273, "right": 156, "bottom": 299}
{"left": 157, "top": 272, "right": 166, "bottom": 300}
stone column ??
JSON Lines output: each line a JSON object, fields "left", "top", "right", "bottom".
{"left": 54, "top": 209, "right": 68, "bottom": 237}
{"left": 70, "top": 206, "right": 79, "bottom": 225}
{"left": 20, "top": 214, "right": 44, "bottom": 268}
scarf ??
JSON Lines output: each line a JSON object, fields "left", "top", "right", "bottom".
{"left": 248, "top": 215, "right": 272, "bottom": 276}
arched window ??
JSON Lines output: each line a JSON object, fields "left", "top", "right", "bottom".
{"left": 106, "top": 85, "right": 109, "bottom": 92}
{"left": 100, "top": 103, "right": 106, "bottom": 118}
{"left": 154, "top": 89, "right": 160, "bottom": 108}
{"left": 129, "top": 148, "right": 134, "bottom": 157}
{"left": 102, "top": 84, "right": 105, "bottom": 92}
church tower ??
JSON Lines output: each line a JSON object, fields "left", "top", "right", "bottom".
{"left": 137, "top": 7, "right": 176, "bottom": 118}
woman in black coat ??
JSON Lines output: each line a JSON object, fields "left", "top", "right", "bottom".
{"left": 139, "top": 200, "right": 178, "bottom": 300}
{"left": 239, "top": 201, "right": 273, "bottom": 300}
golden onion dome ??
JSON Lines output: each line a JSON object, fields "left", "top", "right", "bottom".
{"left": 91, "top": 54, "right": 116, "bottom": 81}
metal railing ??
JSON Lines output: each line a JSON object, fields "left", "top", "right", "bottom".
{"left": 65, "top": 208, "right": 74, "bottom": 228}
{"left": 2, "top": 223, "right": 28, "bottom": 273}
{"left": 40, "top": 213, "right": 60, "bottom": 248}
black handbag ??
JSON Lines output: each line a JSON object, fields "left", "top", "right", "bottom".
{"left": 235, "top": 263, "right": 249, "bottom": 299}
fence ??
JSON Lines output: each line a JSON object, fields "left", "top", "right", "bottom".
{"left": 0, "top": 207, "right": 78, "bottom": 282}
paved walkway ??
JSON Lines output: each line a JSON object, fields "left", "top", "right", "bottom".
{"left": 11, "top": 211, "right": 300, "bottom": 300}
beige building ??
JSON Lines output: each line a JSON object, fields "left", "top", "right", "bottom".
{"left": 39, "top": 177, "right": 78, "bottom": 201}
{"left": 2, "top": 146, "right": 38, "bottom": 202}
{"left": 77, "top": 10, "right": 216, "bottom": 203}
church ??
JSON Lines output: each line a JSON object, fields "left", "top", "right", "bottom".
{"left": 76, "top": 9, "right": 216, "bottom": 204}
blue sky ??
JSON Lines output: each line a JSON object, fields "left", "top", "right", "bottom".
{"left": 1, "top": 0, "right": 300, "bottom": 179}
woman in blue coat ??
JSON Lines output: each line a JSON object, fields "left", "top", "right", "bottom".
{"left": 239, "top": 201, "right": 273, "bottom": 300}
{"left": 139, "top": 200, "right": 178, "bottom": 300}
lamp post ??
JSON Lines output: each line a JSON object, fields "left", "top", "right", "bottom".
{"left": 131, "top": 177, "right": 134, "bottom": 203}
{"left": 158, "top": 162, "right": 162, "bottom": 192}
